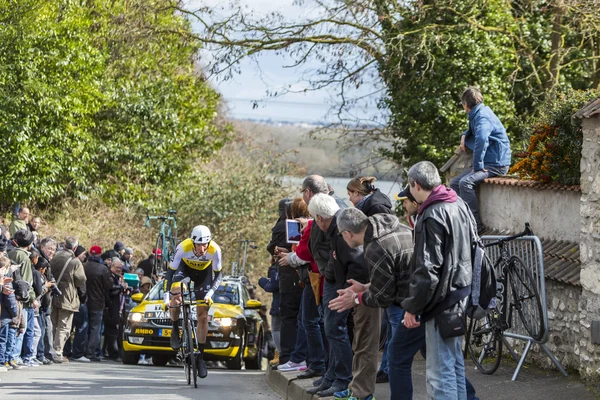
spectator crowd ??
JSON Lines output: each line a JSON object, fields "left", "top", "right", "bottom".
{"left": 259, "top": 87, "right": 510, "bottom": 400}
{"left": 1, "top": 211, "right": 160, "bottom": 374}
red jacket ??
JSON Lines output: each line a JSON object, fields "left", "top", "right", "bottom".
{"left": 295, "top": 220, "right": 319, "bottom": 273}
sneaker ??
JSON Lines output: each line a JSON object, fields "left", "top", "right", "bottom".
{"left": 72, "top": 356, "right": 91, "bottom": 362}
{"left": 15, "top": 358, "right": 24, "bottom": 365}
{"left": 42, "top": 359, "right": 53, "bottom": 365}
{"left": 0, "top": 365, "right": 8, "bottom": 372}
{"left": 89, "top": 356, "right": 104, "bottom": 362}
{"left": 23, "top": 360, "right": 40, "bottom": 367}
{"left": 349, "top": 396, "right": 375, "bottom": 400}
{"left": 138, "top": 359, "right": 150, "bottom": 365}
{"left": 8, "top": 361, "right": 22, "bottom": 370}
{"left": 375, "top": 371, "right": 389, "bottom": 383}
{"left": 335, "top": 388, "right": 352, "bottom": 399}
{"left": 277, "top": 360, "right": 307, "bottom": 372}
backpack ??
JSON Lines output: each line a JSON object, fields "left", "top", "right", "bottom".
{"left": 466, "top": 210, "right": 498, "bottom": 320}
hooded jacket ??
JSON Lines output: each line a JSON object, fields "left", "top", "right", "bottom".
{"left": 401, "top": 185, "right": 473, "bottom": 321}
{"left": 325, "top": 210, "right": 369, "bottom": 287}
{"left": 258, "top": 264, "right": 280, "bottom": 316}
{"left": 357, "top": 214, "right": 414, "bottom": 308}
{"left": 358, "top": 189, "right": 393, "bottom": 217}
{"left": 50, "top": 249, "right": 87, "bottom": 312}
{"left": 8, "top": 247, "right": 35, "bottom": 307}
{"left": 267, "top": 199, "right": 293, "bottom": 256}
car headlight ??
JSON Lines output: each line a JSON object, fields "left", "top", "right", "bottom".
{"left": 215, "top": 317, "right": 234, "bottom": 327}
{"left": 129, "top": 312, "right": 146, "bottom": 323}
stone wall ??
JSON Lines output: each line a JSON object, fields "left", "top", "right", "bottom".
{"left": 479, "top": 185, "right": 580, "bottom": 241}
{"left": 578, "top": 116, "right": 600, "bottom": 380}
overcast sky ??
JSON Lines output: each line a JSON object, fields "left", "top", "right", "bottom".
{"left": 188, "top": 0, "right": 382, "bottom": 124}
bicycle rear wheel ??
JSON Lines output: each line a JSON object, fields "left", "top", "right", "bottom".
{"left": 465, "top": 314, "right": 502, "bottom": 375}
{"left": 508, "top": 256, "right": 544, "bottom": 341}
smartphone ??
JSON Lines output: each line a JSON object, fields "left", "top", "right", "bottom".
{"left": 285, "top": 219, "right": 302, "bottom": 244}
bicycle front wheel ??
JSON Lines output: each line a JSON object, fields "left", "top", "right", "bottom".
{"left": 184, "top": 319, "right": 198, "bottom": 388}
{"left": 465, "top": 314, "right": 502, "bottom": 375}
{"left": 154, "top": 234, "right": 166, "bottom": 277}
{"left": 508, "top": 256, "right": 544, "bottom": 341}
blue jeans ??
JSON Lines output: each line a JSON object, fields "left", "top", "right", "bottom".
{"left": 379, "top": 305, "right": 403, "bottom": 374}
{"left": 450, "top": 165, "right": 509, "bottom": 227}
{"left": 87, "top": 309, "right": 104, "bottom": 358}
{"left": 290, "top": 296, "right": 308, "bottom": 364}
{"left": 6, "top": 327, "right": 17, "bottom": 362}
{"left": 22, "top": 307, "right": 35, "bottom": 361}
{"left": 322, "top": 281, "right": 352, "bottom": 388}
{"left": 302, "top": 285, "right": 326, "bottom": 372}
{"left": 72, "top": 304, "right": 89, "bottom": 359}
{"left": 388, "top": 309, "right": 478, "bottom": 400}
{"left": 0, "top": 319, "right": 11, "bottom": 364}
{"left": 425, "top": 318, "right": 466, "bottom": 400}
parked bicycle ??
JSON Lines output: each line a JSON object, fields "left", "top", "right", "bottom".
{"left": 145, "top": 209, "right": 178, "bottom": 277}
{"left": 465, "top": 223, "right": 545, "bottom": 374}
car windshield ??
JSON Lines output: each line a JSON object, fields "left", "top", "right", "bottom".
{"left": 145, "top": 281, "right": 239, "bottom": 305}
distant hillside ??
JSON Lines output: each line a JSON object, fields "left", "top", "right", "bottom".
{"left": 233, "top": 120, "right": 400, "bottom": 179}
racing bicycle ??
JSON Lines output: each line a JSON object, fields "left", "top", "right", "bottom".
{"left": 169, "top": 277, "right": 211, "bottom": 388}
{"left": 145, "top": 209, "right": 178, "bottom": 277}
{"left": 465, "top": 223, "right": 545, "bottom": 374}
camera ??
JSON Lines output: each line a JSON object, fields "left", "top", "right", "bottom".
{"left": 49, "top": 279, "right": 62, "bottom": 296}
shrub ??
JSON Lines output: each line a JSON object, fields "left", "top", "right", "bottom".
{"left": 510, "top": 89, "right": 599, "bottom": 185}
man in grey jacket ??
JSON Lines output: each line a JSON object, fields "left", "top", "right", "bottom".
{"left": 50, "top": 236, "right": 87, "bottom": 363}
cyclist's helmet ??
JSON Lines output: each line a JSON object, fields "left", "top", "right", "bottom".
{"left": 191, "top": 225, "right": 212, "bottom": 244}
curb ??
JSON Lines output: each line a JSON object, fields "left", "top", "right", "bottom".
{"left": 266, "top": 368, "right": 334, "bottom": 400}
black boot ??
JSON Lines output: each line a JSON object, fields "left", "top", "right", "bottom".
{"left": 170, "top": 322, "right": 181, "bottom": 350}
{"left": 197, "top": 344, "right": 207, "bottom": 378}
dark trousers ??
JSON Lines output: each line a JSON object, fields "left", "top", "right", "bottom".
{"left": 388, "top": 309, "right": 479, "bottom": 400}
{"left": 302, "top": 285, "right": 326, "bottom": 372}
{"left": 290, "top": 298, "right": 307, "bottom": 364}
{"left": 104, "top": 323, "right": 120, "bottom": 359}
{"left": 322, "top": 281, "right": 352, "bottom": 388}
{"left": 71, "top": 304, "right": 89, "bottom": 359}
{"left": 279, "top": 291, "right": 302, "bottom": 364}
{"left": 36, "top": 312, "right": 47, "bottom": 360}
{"left": 87, "top": 309, "right": 103, "bottom": 358}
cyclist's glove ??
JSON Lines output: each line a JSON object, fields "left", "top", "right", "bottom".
{"left": 203, "top": 289, "right": 214, "bottom": 306}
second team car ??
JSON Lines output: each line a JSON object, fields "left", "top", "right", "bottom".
{"left": 123, "top": 275, "right": 265, "bottom": 370}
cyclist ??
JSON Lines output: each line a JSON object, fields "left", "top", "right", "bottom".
{"left": 164, "top": 225, "right": 222, "bottom": 379}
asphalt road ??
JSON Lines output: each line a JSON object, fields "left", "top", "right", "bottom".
{"left": 0, "top": 360, "right": 281, "bottom": 400}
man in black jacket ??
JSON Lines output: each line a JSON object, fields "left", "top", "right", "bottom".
{"left": 84, "top": 246, "right": 112, "bottom": 361}
{"left": 402, "top": 161, "right": 473, "bottom": 400}
{"left": 307, "top": 193, "right": 366, "bottom": 397}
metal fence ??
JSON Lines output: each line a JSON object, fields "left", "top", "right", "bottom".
{"left": 481, "top": 235, "right": 567, "bottom": 380}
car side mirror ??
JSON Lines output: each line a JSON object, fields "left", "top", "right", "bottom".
{"left": 245, "top": 299, "right": 262, "bottom": 310}
{"left": 131, "top": 293, "right": 144, "bottom": 303}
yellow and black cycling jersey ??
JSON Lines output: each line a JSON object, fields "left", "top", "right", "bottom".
{"left": 165, "top": 238, "right": 223, "bottom": 295}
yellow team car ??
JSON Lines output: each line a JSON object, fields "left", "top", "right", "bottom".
{"left": 123, "top": 275, "right": 265, "bottom": 370}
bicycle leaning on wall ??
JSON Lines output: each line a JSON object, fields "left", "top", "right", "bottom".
{"left": 465, "top": 223, "right": 545, "bottom": 374}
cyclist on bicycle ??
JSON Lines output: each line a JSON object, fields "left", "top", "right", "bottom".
{"left": 164, "top": 225, "right": 222, "bottom": 378}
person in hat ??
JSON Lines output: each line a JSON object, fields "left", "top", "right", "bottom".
{"left": 395, "top": 185, "right": 420, "bottom": 229}
{"left": 137, "top": 248, "right": 161, "bottom": 278}
{"left": 7, "top": 229, "right": 38, "bottom": 366}
{"left": 113, "top": 241, "right": 126, "bottom": 256}
{"left": 121, "top": 247, "right": 133, "bottom": 273}
{"left": 83, "top": 245, "right": 111, "bottom": 361}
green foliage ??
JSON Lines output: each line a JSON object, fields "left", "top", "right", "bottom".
{"left": 0, "top": 0, "right": 227, "bottom": 207}
{"left": 510, "top": 89, "right": 599, "bottom": 185}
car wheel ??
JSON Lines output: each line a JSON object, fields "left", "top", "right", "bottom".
{"left": 152, "top": 354, "right": 170, "bottom": 366}
{"left": 226, "top": 331, "right": 245, "bottom": 370}
{"left": 244, "top": 331, "right": 263, "bottom": 370}
{"left": 122, "top": 350, "right": 140, "bottom": 365}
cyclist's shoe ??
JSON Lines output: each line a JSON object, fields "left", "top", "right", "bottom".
{"left": 196, "top": 354, "right": 208, "bottom": 379}
{"left": 170, "top": 328, "right": 182, "bottom": 350}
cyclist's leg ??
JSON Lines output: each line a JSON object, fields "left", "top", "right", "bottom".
{"left": 194, "top": 271, "right": 212, "bottom": 351}
{"left": 169, "top": 268, "right": 187, "bottom": 349}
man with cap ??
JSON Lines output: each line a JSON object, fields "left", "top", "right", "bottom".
{"left": 121, "top": 247, "right": 133, "bottom": 273}
{"left": 395, "top": 185, "right": 419, "bottom": 229}
{"left": 7, "top": 229, "right": 38, "bottom": 366}
{"left": 83, "top": 246, "right": 112, "bottom": 361}
{"left": 114, "top": 241, "right": 126, "bottom": 256}
{"left": 50, "top": 236, "right": 87, "bottom": 363}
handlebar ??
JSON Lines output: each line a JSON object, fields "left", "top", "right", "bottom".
{"left": 484, "top": 222, "right": 534, "bottom": 248}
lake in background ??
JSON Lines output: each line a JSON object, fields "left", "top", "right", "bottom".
{"left": 283, "top": 176, "right": 404, "bottom": 206}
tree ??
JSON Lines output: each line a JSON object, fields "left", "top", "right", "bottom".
{"left": 166, "top": 0, "right": 600, "bottom": 167}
